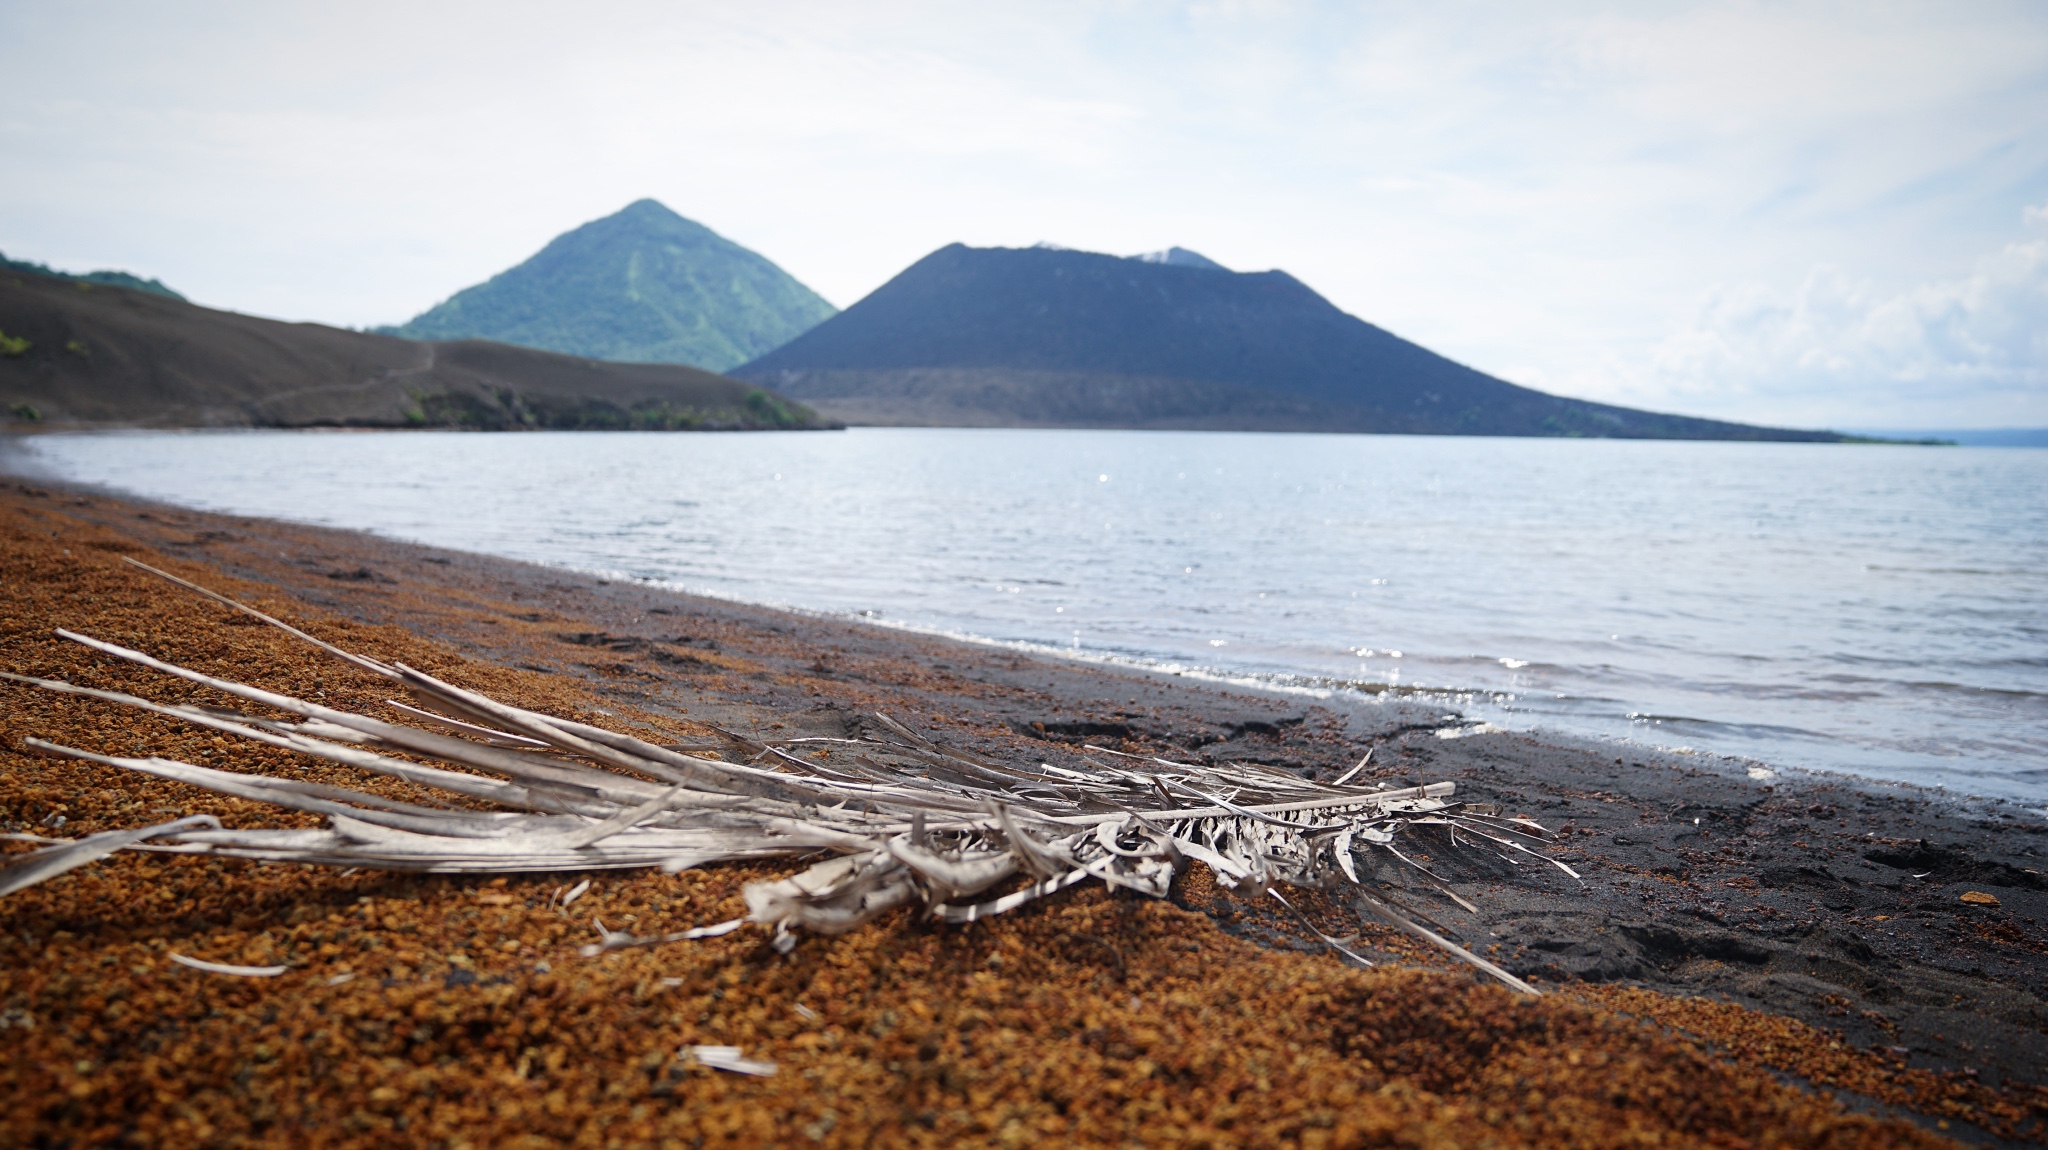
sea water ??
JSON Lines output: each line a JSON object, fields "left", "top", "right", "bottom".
{"left": 17, "top": 428, "right": 2047, "bottom": 804}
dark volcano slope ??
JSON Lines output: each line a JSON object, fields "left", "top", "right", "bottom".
{"left": 736, "top": 244, "right": 1840, "bottom": 440}
{"left": 0, "top": 273, "right": 832, "bottom": 431}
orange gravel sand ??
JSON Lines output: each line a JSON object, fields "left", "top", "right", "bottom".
{"left": 0, "top": 488, "right": 1962, "bottom": 1147}
{"left": 1577, "top": 986, "right": 2047, "bottom": 1142}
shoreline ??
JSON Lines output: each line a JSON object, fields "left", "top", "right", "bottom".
{"left": 0, "top": 429, "right": 1977, "bottom": 803}
{"left": 2, "top": 478, "right": 2042, "bottom": 1144}
{"left": 12, "top": 425, "right": 2040, "bottom": 806}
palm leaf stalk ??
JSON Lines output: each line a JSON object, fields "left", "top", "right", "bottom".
{"left": 0, "top": 560, "right": 1572, "bottom": 994}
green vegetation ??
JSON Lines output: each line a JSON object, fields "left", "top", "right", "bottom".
{"left": 377, "top": 200, "right": 835, "bottom": 373}
{"left": 64, "top": 339, "right": 88, "bottom": 359}
{"left": 8, "top": 403, "right": 39, "bottom": 422}
{"left": 0, "top": 329, "right": 29, "bottom": 357}
{"left": 740, "top": 388, "right": 816, "bottom": 428}
{"left": 0, "top": 251, "right": 185, "bottom": 300}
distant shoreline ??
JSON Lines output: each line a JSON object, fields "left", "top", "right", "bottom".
{"left": 7, "top": 419, "right": 1969, "bottom": 444}
{"left": 1844, "top": 427, "right": 2048, "bottom": 448}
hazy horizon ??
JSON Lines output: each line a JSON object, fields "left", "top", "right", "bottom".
{"left": 3, "top": 1, "right": 2044, "bottom": 431}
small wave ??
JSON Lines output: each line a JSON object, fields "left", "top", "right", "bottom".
{"left": 1865, "top": 564, "right": 2032, "bottom": 577}
{"left": 1622, "top": 712, "right": 1831, "bottom": 741}
{"left": 1896, "top": 680, "right": 2048, "bottom": 701}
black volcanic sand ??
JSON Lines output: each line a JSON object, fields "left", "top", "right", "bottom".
{"left": 4, "top": 472, "right": 2044, "bottom": 1141}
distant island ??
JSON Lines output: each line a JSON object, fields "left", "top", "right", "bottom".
{"left": 735, "top": 243, "right": 1855, "bottom": 441}
{"left": 0, "top": 272, "right": 833, "bottom": 431}
{"left": 376, "top": 200, "right": 837, "bottom": 373}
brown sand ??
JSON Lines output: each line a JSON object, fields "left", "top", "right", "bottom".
{"left": 1, "top": 481, "right": 2038, "bottom": 1146}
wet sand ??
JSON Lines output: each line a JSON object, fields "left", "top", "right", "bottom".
{"left": 2, "top": 478, "right": 2043, "bottom": 1146}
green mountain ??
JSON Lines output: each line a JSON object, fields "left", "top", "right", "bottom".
{"left": 378, "top": 200, "right": 836, "bottom": 372}
{"left": 2, "top": 250, "right": 184, "bottom": 300}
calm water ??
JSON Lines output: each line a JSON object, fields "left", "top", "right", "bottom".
{"left": 17, "top": 429, "right": 2048, "bottom": 804}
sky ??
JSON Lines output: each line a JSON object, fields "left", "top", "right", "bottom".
{"left": 2, "top": 0, "right": 2045, "bottom": 430}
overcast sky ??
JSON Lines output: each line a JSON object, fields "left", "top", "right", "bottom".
{"left": 3, "top": 1, "right": 2045, "bottom": 429}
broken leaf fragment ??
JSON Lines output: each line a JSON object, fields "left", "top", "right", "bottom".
{"left": 684, "top": 1045, "right": 777, "bottom": 1076}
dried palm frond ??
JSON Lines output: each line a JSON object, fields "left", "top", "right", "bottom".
{"left": 0, "top": 559, "right": 1573, "bottom": 993}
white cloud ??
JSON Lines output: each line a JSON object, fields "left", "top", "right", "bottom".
{"left": 1637, "top": 206, "right": 2048, "bottom": 428}
{"left": 1, "top": 0, "right": 2045, "bottom": 428}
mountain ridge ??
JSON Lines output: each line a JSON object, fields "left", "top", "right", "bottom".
{"left": 736, "top": 243, "right": 1846, "bottom": 441}
{"left": 0, "top": 272, "right": 833, "bottom": 431}
{"left": 2, "top": 250, "right": 184, "bottom": 301}
{"left": 379, "top": 200, "right": 835, "bottom": 372}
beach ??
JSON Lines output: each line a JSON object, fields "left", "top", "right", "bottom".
{"left": 2, "top": 477, "right": 2042, "bottom": 1146}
